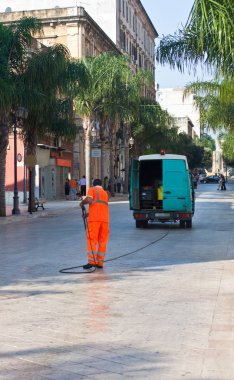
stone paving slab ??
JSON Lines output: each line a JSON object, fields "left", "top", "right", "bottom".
{"left": 1, "top": 183, "right": 234, "bottom": 379}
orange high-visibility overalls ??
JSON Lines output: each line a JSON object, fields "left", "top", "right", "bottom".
{"left": 86, "top": 186, "right": 109, "bottom": 267}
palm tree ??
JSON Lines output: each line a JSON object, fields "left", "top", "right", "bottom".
{"left": 156, "top": 0, "right": 234, "bottom": 77}
{"left": 0, "top": 17, "right": 42, "bottom": 217}
{"left": 184, "top": 80, "right": 234, "bottom": 132}
{"left": 19, "top": 46, "right": 88, "bottom": 210}
{"left": 74, "top": 52, "right": 130, "bottom": 190}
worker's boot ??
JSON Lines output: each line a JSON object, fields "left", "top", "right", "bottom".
{"left": 83, "top": 263, "right": 94, "bottom": 270}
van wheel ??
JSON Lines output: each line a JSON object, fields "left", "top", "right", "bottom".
{"left": 186, "top": 219, "right": 192, "bottom": 228}
{"left": 180, "top": 220, "right": 186, "bottom": 228}
{"left": 136, "top": 220, "right": 148, "bottom": 228}
{"left": 136, "top": 220, "right": 143, "bottom": 228}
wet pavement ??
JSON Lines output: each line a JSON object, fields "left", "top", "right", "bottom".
{"left": 1, "top": 183, "right": 234, "bottom": 379}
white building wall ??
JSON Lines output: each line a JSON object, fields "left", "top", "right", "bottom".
{"left": 157, "top": 88, "right": 201, "bottom": 137}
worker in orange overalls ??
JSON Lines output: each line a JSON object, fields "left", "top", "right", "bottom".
{"left": 80, "top": 178, "right": 109, "bottom": 270}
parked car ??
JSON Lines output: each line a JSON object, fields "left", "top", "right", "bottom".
{"left": 200, "top": 175, "right": 220, "bottom": 184}
{"left": 199, "top": 174, "right": 206, "bottom": 182}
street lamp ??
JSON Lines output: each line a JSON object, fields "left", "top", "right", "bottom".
{"left": 11, "top": 107, "right": 28, "bottom": 215}
{"left": 129, "top": 136, "right": 134, "bottom": 149}
{"left": 91, "top": 124, "right": 100, "bottom": 143}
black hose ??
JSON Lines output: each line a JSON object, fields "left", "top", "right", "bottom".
{"left": 59, "top": 216, "right": 171, "bottom": 274}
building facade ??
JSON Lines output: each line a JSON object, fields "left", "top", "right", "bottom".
{"left": 1, "top": 1, "right": 158, "bottom": 200}
{"left": 1, "top": 0, "right": 158, "bottom": 95}
{"left": 156, "top": 87, "right": 201, "bottom": 138}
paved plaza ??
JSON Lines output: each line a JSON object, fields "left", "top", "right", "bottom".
{"left": 1, "top": 184, "right": 234, "bottom": 379}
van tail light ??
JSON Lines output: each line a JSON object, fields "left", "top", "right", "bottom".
{"left": 179, "top": 213, "right": 191, "bottom": 219}
{"left": 135, "top": 213, "right": 147, "bottom": 219}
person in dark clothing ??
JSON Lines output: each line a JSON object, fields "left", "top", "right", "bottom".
{"left": 79, "top": 175, "right": 86, "bottom": 196}
{"left": 220, "top": 174, "right": 226, "bottom": 190}
{"left": 64, "top": 179, "right": 70, "bottom": 200}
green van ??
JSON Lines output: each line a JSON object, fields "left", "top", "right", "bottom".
{"left": 129, "top": 153, "right": 195, "bottom": 228}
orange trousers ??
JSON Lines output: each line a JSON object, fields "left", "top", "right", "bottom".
{"left": 86, "top": 221, "right": 109, "bottom": 267}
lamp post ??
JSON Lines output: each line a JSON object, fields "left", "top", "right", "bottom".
{"left": 90, "top": 123, "right": 101, "bottom": 180}
{"left": 12, "top": 118, "right": 20, "bottom": 215}
{"left": 12, "top": 107, "right": 28, "bottom": 215}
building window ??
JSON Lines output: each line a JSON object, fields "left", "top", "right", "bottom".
{"left": 126, "top": 4, "right": 128, "bottom": 22}
{"left": 122, "top": 0, "right": 125, "bottom": 17}
{"left": 120, "top": 29, "right": 126, "bottom": 50}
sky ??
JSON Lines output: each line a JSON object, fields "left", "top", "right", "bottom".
{"left": 0, "top": 0, "right": 210, "bottom": 88}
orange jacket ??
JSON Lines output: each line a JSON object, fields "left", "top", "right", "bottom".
{"left": 70, "top": 179, "right": 77, "bottom": 189}
{"left": 87, "top": 186, "right": 109, "bottom": 222}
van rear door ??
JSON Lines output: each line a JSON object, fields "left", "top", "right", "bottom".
{"left": 163, "top": 159, "right": 190, "bottom": 211}
{"left": 129, "top": 159, "right": 140, "bottom": 210}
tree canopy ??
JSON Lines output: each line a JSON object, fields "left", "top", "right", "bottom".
{"left": 156, "top": 0, "right": 234, "bottom": 77}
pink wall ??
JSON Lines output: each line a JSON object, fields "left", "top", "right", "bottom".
{"left": 6, "top": 133, "right": 26, "bottom": 191}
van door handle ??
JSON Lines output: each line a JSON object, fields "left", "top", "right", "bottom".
{"left": 164, "top": 191, "right": 171, "bottom": 194}
{"left": 177, "top": 197, "right": 185, "bottom": 199}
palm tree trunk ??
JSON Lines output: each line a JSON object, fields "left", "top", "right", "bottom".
{"left": 84, "top": 116, "right": 91, "bottom": 191}
{"left": 109, "top": 120, "right": 118, "bottom": 197}
{"left": 109, "top": 138, "right": 115, "bottom": 196}
{"left": 123, "top": 124, "right": 130, "bottom": 194}
{"left": 25, "top": 125, "right": 37, "bottom": 212}
{"left": 124, "top": 144, "right": 130, "bottom": 194}
{"left": 0, "top": 113, "right": 9, "bottom": 217}
{"left": 101, "top": 140, "right": 105, "bottom": 183}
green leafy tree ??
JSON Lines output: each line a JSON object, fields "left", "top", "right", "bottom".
{"left": 132, "top": 97, "right": 172, "bottom": 156}
{"left": 0, "top": 17, "right": 42, "bottom": 216}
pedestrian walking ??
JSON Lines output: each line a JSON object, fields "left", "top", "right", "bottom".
{"left": 79, "top": 175, "right": 86, "bottom": 196}
{"left": 114, "top": 175, "right": 117, "bottom": 193}
{"left": 69, "top": 178, "right": 77, "bottom": 200}
{"left": 104, "top": 176, "right": 109, "bottom": 191}
{"left": 80, "top": 178, "right": 109, "bottom": 270}
{"left": 220, "top": 174, "right": 226, "bottom": 190}
{"left": 116, "top": 175, "right": 122, "bottom": 193}
{"left": 64, "top": 178, "right": 70, "bottom": 200}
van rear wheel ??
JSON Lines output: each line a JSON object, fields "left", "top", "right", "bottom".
{"left": 136, "top": 220, "right": 143, "bottom": 228}
{"left": 136, "top": 220, "right": 148, "bottom": 228}
{"left": 142, "top": 220, "right": 148, "bottom": 228}
{"left": 186, "top": 219, "right": 192, "bottom": 228}
{"left": 180, "top": 220, "right": 186, "bottom": 228}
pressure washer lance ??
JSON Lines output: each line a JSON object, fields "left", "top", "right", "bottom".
{"left": 59, "top": 205, "right": 96, "bottom": 274}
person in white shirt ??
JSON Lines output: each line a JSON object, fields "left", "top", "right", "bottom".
{"left": 79, "top": 175, "right": 86, "bottom": 196}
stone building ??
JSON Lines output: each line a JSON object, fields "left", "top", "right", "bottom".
{"left": 1, "top": 1, "right": 158, "bottom": 199}
{"left": 173, "top": 117, "right": 195, "bottom": 139}
{"left": 1, "top": 0, "right": 158, "bottom": 95}
{"left": 1, "top": 6, "right": 121, "bottom": 199}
